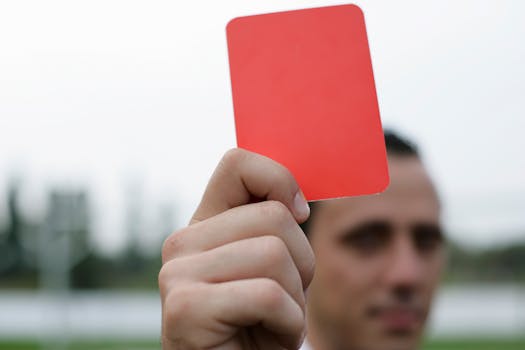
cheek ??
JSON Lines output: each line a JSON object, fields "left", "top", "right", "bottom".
{"left": 313, "top": 243, "right": 386, "bottom": 308}
{"left": 415, "top": 253, "right": 446, "bottom": 312}
{"left": 425, "top": 252, "right": 446, "bottom": 288}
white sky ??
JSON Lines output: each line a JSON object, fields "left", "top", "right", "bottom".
{"left": 0, "top": 0, "right": 524, "bottom": 253}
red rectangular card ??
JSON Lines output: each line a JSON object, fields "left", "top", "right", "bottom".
{"left": 226, "top": 4, "right": 389, "bottom": 201}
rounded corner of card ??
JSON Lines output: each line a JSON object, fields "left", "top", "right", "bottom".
{"left": 376, "top": 173, "right": 390, "bottom": 194}
{"left": 342, "top": 3, "right": 364, "bottom": 17}
{"left": 226, "top": 16, "right": 243, "bottom": 33}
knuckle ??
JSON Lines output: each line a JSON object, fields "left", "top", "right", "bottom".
{"left": 158, "top": 264, "right": 171, "bottom": 293}
{"left": 290, "top": 308, "right": 306, "bottom": 338}
{"left": 163, "top": 284, "right": 198, "bottom": 326}
{"left": 258, "top": 200, "right": 292, "bottom": 225}
{"left": 302, "top": 245, "right": 316, "bottom": 288}
{"left": 221, "top": 148, "right": 247, "bottom": 168}
{"left": 158, "top": 260, "right": 184, "bottom": 295}
{"left": 293, "top": 228, "right": 316, "bottom": 288}
{"left": 260, "top": 235, "right": 289, "bottom": 265}
{"left": 258, "top": 278, "right": 286, "bottom": 310}
{"left": 161, "top": 228, "right": 189, "bottom": 262}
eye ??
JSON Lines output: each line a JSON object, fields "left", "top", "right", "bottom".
{"left": 339, "top": 221, "right": 391, "bottom": 254}
{"left": 412, "top": 224, "right": 444, "bottom": 253}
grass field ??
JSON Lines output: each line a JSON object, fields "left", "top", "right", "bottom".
{"left": 1, "top": 339, "right": 524, "bottom": 350}
{"left": 422, "top": 338, "right": 525, "bottom": 350}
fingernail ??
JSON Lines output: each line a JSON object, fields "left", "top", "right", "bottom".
{"left": 293, "top": 190, "right": 310, "bottom": 221}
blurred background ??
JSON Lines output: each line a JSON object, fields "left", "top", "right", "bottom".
{"left": 0, "top": 0, "right": 524, "bottom": 349}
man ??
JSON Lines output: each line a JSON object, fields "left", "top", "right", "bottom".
{"left": 159, "top": 131, "right": 445, "bottom": 350}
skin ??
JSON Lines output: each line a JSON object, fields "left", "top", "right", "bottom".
{"left": 159, "top": 148, "right": 314, "bottom": 350}
{"left": 159, "top": 149, "right": 445, "bottom": 350}
{"left": 306, "top": 155, "right": 445, "bottom": 350}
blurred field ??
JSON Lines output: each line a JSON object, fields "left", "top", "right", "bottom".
{"left": 1, "top": 338, "right": 525, "bottom": 350}
{"left": 423, "top": 338, "right": 525, "bottom": 350}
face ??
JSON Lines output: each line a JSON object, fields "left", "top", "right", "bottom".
{"left": 306, "top": 156, "right": 445, "bottom": 350}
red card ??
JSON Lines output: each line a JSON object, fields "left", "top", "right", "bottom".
{"left": 226, "top": 4, "right": 389, "bottom": 201}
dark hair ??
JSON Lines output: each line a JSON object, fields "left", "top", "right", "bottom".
{"left": 300, "top": 129, "right": 419, "bottom": 235}
{"left": 383, "top": 129, "right": 419, "bottom": 157}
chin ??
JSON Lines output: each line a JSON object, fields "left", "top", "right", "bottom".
{"left": 380, "top": 333, "right": 420, "bottom": 350}
{"left": 346, "top": 325, "right": 422, "bottom": 350}
{"left": 350, "top": 336, "right": 419, "bottom": 350}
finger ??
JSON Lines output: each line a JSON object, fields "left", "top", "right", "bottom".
{"left": 163, "top": 201, "right": 315, "bottom": 288}
{"left": 162, "top": 235, "right": 305, "bottom": 310}
{"left": 250, "top": 327, "right": 293, "bottom": 350}
{"left": 208, "top": 278, "right": 305, "bottom": 350}
{"left": 213, "top": 328, "right": 286, "bottom": 350}
{"left": 191, "top": 148, "right": 310, "bottom": 224}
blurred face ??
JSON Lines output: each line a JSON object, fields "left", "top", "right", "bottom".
{"left": 306, "top": 155, "right": 445, "bottom": 350}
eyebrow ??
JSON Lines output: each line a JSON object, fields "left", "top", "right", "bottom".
{"left": 337, "top": 220, "right": 392, "bottom": 238}
{"left": 336, "top": 220, "right": 443, "bottom": 238}
{"left": 411, "top": 222, "right": 444, "bottom": 237}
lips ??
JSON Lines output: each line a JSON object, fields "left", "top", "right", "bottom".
{"left": 368, "top": 306, "right": 423, "bottom": 332}
{"left": 380, "top": 308, "right": 421, "bottom": 331}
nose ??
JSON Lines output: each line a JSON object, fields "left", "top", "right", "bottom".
{"left": 382, "top": 232, "right": 424, "bottom": 293}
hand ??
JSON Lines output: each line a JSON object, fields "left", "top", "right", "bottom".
{"left": 159, "top": 149, "right": 315, "bottom": 350}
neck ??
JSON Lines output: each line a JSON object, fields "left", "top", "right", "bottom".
{"left": 306, "top": 309, "right": 335, "bottom": 350}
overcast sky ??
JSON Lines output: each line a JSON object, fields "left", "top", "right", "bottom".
{"left": 0, "top": 0, "right": 524, "bottom": 253}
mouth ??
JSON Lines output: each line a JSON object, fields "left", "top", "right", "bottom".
{"left": 368, "top": 306, "right": 423, "bottom": 333}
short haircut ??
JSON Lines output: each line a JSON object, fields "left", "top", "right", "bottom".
{"left": 301, "top": 129, "right": 419, "bottom": 235}
{"left": 383, "top": 129, "right": 419, "bottom": 157}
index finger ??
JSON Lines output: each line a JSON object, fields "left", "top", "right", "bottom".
{"left": 190, "top": 148, "right": 310, "bottom": 224}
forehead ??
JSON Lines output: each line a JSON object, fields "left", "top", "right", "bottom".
{"left": 314, "top": 156, "right": 440, "bottom": 226}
